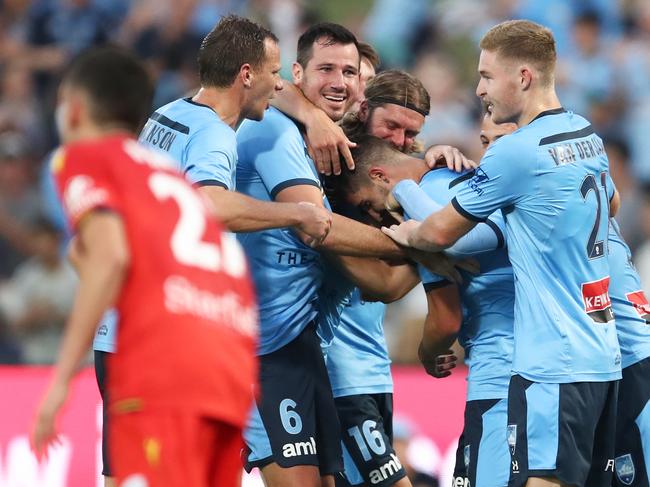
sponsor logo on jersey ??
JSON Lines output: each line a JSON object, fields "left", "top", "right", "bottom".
{"left": 453, "top": 477, "right": 470, "bottom": 487}
{"left": 581, "top": 276, "right": 614, "bottom": 323}
{"left": 615, "top": 454, "right": 635, "bottom": 485}
{"left": 368, "top": 453, "right": 403, "bottom": 485}
{"left": 625, "top": 290, "right": 650, "bottom": 322}
{"left": 282, "top": 437, "right": 316, "bottom": 458}
{"left": 467, "top": 167, "right": 489, "bottom": 196}
{"left": 64, "top": 175, "right": 110, "bottom": 220}
{"left": 507, "top": 424, "right": 517, "bottom": 455}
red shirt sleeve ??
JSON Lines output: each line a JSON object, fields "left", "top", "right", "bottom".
{"left": 51, "top": 144, "right": 122, "bottom": 231}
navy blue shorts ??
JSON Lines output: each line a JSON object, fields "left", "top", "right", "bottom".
{"left": 615, "top": 356, "right": 650, "bottom": 486}
{"left": 507, "top": 375, "right": 618, "bottom": 487}
{"left": 243, "top": 323, "right": 342, "bottom": 475}
{"left": 94, "top": 350, "right": 111, "bottom": 477}
{"left": 334, "top": 393, "right": 406, "bottom": 487}
{"left": 453, "top": 398, "right": 509, "bottom": 487}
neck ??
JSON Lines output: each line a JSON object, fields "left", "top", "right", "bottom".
{"left": 192, "top": 86, "right": 245, "bottom": 130}
{"left": 517, "top": 87, "right": 562, "bottom": 126}
{"left": 393, "top": 154, "right": 430, "bottom": 185}
{"left": 65, "top": 125, "right": 132, "bottom": 144}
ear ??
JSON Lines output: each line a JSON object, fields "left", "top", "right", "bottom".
{"left": 369, "top": 166, "right": 389, "bottom": 183}
{"left": 240, "top": 63, "right": 253, "bottom": 89}
{"left": 358, "top": 99, "right": 369, "bottom": 121}
{"left": 292, "top": 62, "right": 303, "bottom": 85}
{"left": 68, "top": 92, "right": 85, "bottom": 128}
{"left": 520, "top": 66, "right": 533, "bottom": 91}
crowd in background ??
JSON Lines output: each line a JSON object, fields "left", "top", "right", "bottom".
{"left": 0, "top": 0, "right": 649, "bottom": 366}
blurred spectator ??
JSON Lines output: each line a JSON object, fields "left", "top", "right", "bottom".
{"left": 606, "top": 138, "right": 645, "bottom": 250}
{"left": 0, "top": 132, "right": 44, "bottom": 277}
{"left": 393, "top": 417, "right": 440, "bottom": 487}
{"left": 0, "top": 313, "right": 22, "bottom": 364}
{"left": 0, "top": 218, "right": 77, "bottom": 364}
{"left": 557, "top": 11, "right": 615, "bottom": 119}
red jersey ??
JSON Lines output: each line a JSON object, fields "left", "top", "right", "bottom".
{"left": 53, "top": 134, "right": 258, "bottom": 427}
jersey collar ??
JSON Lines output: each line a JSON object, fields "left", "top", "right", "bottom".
{"left": 529, "top": 107, "right": 566, "bottom": 124}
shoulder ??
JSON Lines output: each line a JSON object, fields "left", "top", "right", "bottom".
{"left": 237, "top": 108, "right": 302, "bottom": 142}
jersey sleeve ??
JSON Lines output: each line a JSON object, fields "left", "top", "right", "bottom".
{"left": 452, "top": 140, "right": 531, "bottom": 222}
{"left": 52, "top": 146, "right": 121, "bottom": 231}
{"left": 184, "top": 124, "right": 237, "bottom": 189}
{"left": 393, "top": 179, "right": 442, "bottom": 221}
{"left": 253, "top": 124, "right": 320, "bottom": 199}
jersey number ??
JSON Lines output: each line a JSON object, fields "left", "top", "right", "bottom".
{"left": 149, "top": 172, "right": 245, "bottom": 276}
{"left": 279, "top": 399, "right": 303, "bottom": 435}
{"left": 580, "top": 172, "right": 609, "bottom": 259}
{"left": 347, "top": 420, "right": 387, "bottom": 461}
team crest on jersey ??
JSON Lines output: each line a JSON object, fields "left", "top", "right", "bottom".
{"left": 507, "top": 424, "right": 517, "bottom": 455}
{"left": 615, "top": 454, "right": 635, "bottom": 485}
{"left": 626, "top": 290, "right": 650, "bottom": 322}
{"left": 463, "top": 445, "right": 471, "bottom": 470}
{"left": 64, "top": 175, "right": 110, "bottom": 220}
{"left": 467, "top": 167, "right": 489, "bottom": 196}
{"left": 581, "top": 276, "right": 614, "bottom": 323}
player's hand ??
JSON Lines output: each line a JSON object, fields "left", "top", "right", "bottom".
{"left": 381, "top": 219, "right": 420, "bottom": 248}
{"left": 31, "top": 379, "right": 69, "bottom": 460}
{"left": 407, "top": 248, "right": 463, "bottom": 284}
{"left": 304, "top": 110, "right": 356, "bottom": 176}
{"left": 296, "top": 202, "right": 332, "bottom": 247}
{"left": 424, "top": 145, "right": 477, "bottom": 173}
{"left": 419, "top": 346, "right": 458, "bottom": 378}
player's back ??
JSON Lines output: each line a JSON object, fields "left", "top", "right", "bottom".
{"left": 55, "top": 135, "right": 257, "bottom": 427}
{"left": 455, "top": 109, "right": 621, "bottom": 383}
{"left": 325, "top": 289, "right": 391, "bottom": 397}
{"left": 608, "top": 218, "right": 650, "bottom": 369}
{"left": 236, "top": 107, "right": 324, "bottom": 355}
{"left": 417, "top": 168, "right": 514, "bottom": 400}
{"left": 140, "top": 97, "right": 237, "bottom": 188}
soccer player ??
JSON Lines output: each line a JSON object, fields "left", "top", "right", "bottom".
{"left": 336, "top": 130, "right": 514, "bottom": 487}
{"left": 608, "top": 220, "right": 650, "bottom": 486}
{"left": 236, "top": 22, "right": 458, "bottom": 487}
{"left": 382, "top": 20, "right": 621, "bottom": 487}
{"left": 139, "top": 15, "right": 332, "bottom": 239}
{"left": 31, "top": 47, "right": 258, "bottom": 487}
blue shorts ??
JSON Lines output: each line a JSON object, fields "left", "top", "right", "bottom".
{"left": 243, "top": 323, "right": 342, "bottom": 475}
{"left": 453, "top": 398, "right": 509, "bottom": 487}
{"left": 615, "top": 355, "right": 650, "bottom": 486}
{"left": 507, "top": 375, "right": 618, "bottom": 487}
{"left": 94, "top": 350, "right": 112, "bottom": 477}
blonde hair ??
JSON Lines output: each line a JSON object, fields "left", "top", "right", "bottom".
{"left": 480, "top": 20, "right": 556, "bottom": 86}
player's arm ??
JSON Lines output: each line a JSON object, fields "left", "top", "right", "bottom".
{"left": 271, "top": 82, "right": 355, "bottom": 175}
{"left": 276, "top": 185, "right": 405, "bottom": 258}
{"left": 420, "top": 284, "right": 462, "bottom": 378}
{"left": 197, "top": 185, "right": 331, "bottom": 242}
{"left": 32, "top": 212, "right": 129, "bottom": 456}
{"left": 610, "top": 188, "right": 620, "bottom": 217}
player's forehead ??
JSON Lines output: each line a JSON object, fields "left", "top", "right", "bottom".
{"left": 480, "top": 116, "right": 517, "bottom": 142}
{"left": 308, "top": 40, "right": 359, "bottom": 70}
{"left": 360, "top": 58, "right": 376, "bottom": 81}
{"left": 373, "top": 104, "right": 424, "bottom": 130}
{"left": 262, "top": 38, "right": 281, "bottom": 65}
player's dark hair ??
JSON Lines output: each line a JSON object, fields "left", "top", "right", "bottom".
{"left": 296, "top": 22, "right": 359, "bottom": 68}
{"left": 62, "top": 46, "right": 153, "bottom": 134}
{"left": 336, "top": 134, "right": 402, "bottom": 193}
{"left": 358, "top": 41, "right": 380, "bottom": 70}
{"left": 480, "top": 19, "right": 557, "bottom": 86}
{"left": 198, "top": 15, "right": 278, "bottom": 88}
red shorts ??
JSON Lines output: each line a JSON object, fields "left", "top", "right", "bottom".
{"left": 110, "top": 410, "right": 243, "bottom": 487}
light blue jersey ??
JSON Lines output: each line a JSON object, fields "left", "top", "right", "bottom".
{"left": 139, "top": 97, "right": 237, "bottom": 189}
{"left": 236, "top": 107, "right": 324, "bottom": 355}
{"left": 453, "top": 108, "right": 621, "bottom": 383}
{"left": 608, "top": 218, "right": 650, "bottom": 369}
{"left": 399, "top": 169, "right": 514, "bottom": 401}
{"left": 325, "top": 288, "right": 391, "bottom": 398}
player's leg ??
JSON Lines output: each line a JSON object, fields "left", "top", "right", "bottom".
{"left": 335, "top": 393, "right": 409, "bottom": 487}
{"left": 244, "top": 323, "right": 342, "bottom": 487}
{"left": 613, "top": 357, "right": 650, "bottom": 487}
{"left": 524, "top": 478, "right": 566, "bottom": 487}
{"left": 94, "top": 350, "right": 116, "bottom": 487}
